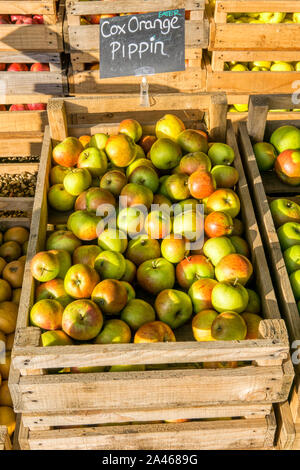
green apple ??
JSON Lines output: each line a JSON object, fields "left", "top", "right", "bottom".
{"left": 165, "top": 174, "right": 190, "bottom": 201}
{"left": 270, "top": 125, "right": 300, "bottom": 153}
{"left": 211, "top": 282, "right": 249, "bottom": 313}
{"left": 253, "top": 142, "right": 277, "bottom": 171}
{"left": 293, "top": 13, "right": 300, "bottom": 23}
{"left": 290, "top": 270, "right": 300, "bottom": 301}
{"left": 129, "top": 165, "right": 159, "bottom": 193}
{"left": 121, "top": 299, "right": 155, "bottom": 330}
{"left": 117, "top": 207, "right": 145, "bottom": 237}
{"left": 154, "top": 289, "right": 193, "bottom": 329}
{"left": 41, "top": 330, "right": 73, "bottom": 347}
{"left": 230, "top": 63, "right": 248, "bottom": 71}
{"left": 208, "top": 143, "right": 235, "bottom": 166}
{"left": 120, "top": 281, "right": 136, "bottom": 301}
{"left": 150, "top": 138, "right": 182, "bottom": 170}
{"left": 126, "top": 158, "right": 154, "bottom": 178}
{"left": 173, "top": 210, "right": 203, "bottom": 242}
{"left": 270, "top": 198, "right": 300, "bottom": 227}
{"left": 229, "top": 236, "right": 250, "bottom": 257}
{"left": 259, "top": 12, "right": 286, "bottom": 23}
{"left": 270, "top": 62, "right": 294, "bottom": 72}
{"left": 233, "top": 104, "right": 248, "bottom": 112}
{"left": 63, "top": 168, "right": 92, "bottom": 196}
{"left": 211, "top": 165, "right": 239, "bottom": 188}
{"left": 277, "top": 222, "right": 300, "bottom": 251}
{"left": 203, "top": 236, "right": 236, "bottom": 266}
{"left": 77, "top": 147, "right": 107, "bottom": 177}
{"left": 98, "top": 228, "right": 128, "bottom": 253}
{"left": 89, "top": 133, "right": 109, "bottom": 150}
{"left": 109, "top": 365, "right": 146, "bottom": 372}
{"left": 48, "top": 184, "right": 76, "bottom": 212}
{"left": 246, "top": 289, "right": 261, "bottom": 314}
{"left": 211, "top": 311, "right": 247, "bottom": 341}
{"left": 94, "top": 250, "right": 126, "bottom": 279}
{"left": 284, "top": 245, "right": 300, "bottom": 274}
{"left": 249, "top": 61, "right": 271, "bottom": 70}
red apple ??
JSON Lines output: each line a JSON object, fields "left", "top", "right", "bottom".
{"left": 91, "top": 279, "right": 128, "bottom": 315}
{"left": 52, "top": 137, "right": 83, "bottom": 168}
{"left": 215, "top": 253, "right": 253, "bottom": 285}
{"left": 204, "top": 211, "right": 233, "bottom": 238}
{"left": 275, "top": 150, "right": 300, "bottom": 186}
{"left": 30, "top": 251, "right": 60, "bottom": 282}
{"left": 9, "top": 104, "right": 28, "bottom": 111}
{"left": 67, "top": 210, "right": 102, "bottom": 241}
{"left": 72, "top": 245, "right": 101, "bottom": 267}
{"left": 27, "top": 103, "right": 47, "bottom": 110}
{"left": 62, "top": 299, "right": 103, "bottom": 341}
{"left": 206, "top": 189, "right": 241, "bottom": 218}
{"left": 30, "top": 63, "right": 50, "bottom": 72}
{"left": 180, "top": 152, "right": 212, "bottom": 175}
{"left": 64, "top": 264, "right": 100, "bottom": 299}
{"left": 188, "top": 278, "right": 218, "bottom": 313}
{"left": 120, "top": 183, "right": 153, "bottom": 210}
{"left": 33, "top": 15, "right": 44, "bottom": 24}
{"left": 134, "top": 321, "right": 176, "bottom": 343}
{"left": 7, "top": 63, "right": 28, "bottom": 72}
{"left": 36, "top": 279, "right": 73, "bottom": 308}
{"left": 144, "top": 210, "right": 172, "bottom": 239}
{"left": 188, "top": 170, "right": 216, "bottom": 199}
{"left": 176, "top": 255, "right": 215, "bottom": 289}
{"left": 30, "top": 299, "right": 64, "bottom": 330}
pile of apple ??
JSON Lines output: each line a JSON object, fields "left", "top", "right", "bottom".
{"left": 225, "top": 61, "right": 300, "bottom": 72}
{"left": 270, "top": 198, "right": 300, "bottom": 313}
{"left": 208, "top": 2, "right": 300, "bottom": 24}
{"left": 253, "top": 125, "right": 300, "bottom": 186}
{"left": 0, "top": 226, "right": 29, "bottom": 438}
{"left": 29, "top": 114, "right": 263, "bottom": 371}
{"left": 0, "top": 14, "right": 44, "bottom": 25}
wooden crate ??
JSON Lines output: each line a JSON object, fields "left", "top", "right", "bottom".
{"left": 0, "top": 425, "right": 12, "bottom": 450}
{"left": 65, "top": 0, "right": 208, "bottom": 95}
{"left": 206, "top": 51, "right": 300, "bottom": 94}
{"left": 0, "top": 1, "right": 64, "bottom": 52}
{"left": 0, "top": 52, "right": 67, "bottom": 105}
{"left": 207, "top": 1, "right": 300, "bottom": 51}
{"left": 7, "top": 93, "right": 294, "bottom": 450}
{"left": 238, "top": 94, "right": 300, "bottom": 450}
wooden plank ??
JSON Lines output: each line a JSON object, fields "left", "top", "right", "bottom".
{"left": 276, "top": 401, "right": 296, "bottom": 450}
{"left": 215, "top": 1, "right": 300, "bottom": 14}
{"left": 0, "top": 1, "right": 56, "bottom": 16}
{"left": 0, "top": 218, "right": 31, "bottom": 230}
{"left": 0, "top": 197, "right": 33, "bottom": 211}
{"left": 0, "top": 72, "right": 64, "bottom": 96}
{"left": 0, "top": 163, "right": 39, "bottom": 174}
{"left": 0, "top": 111, "right": 47, "bottom": 133}
{"left": 0, "top": 425, "right": 12, "bottom": 450}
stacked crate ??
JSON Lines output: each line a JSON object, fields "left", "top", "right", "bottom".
{"left": 65, "top": 0, "right": 208, "bottom": 95}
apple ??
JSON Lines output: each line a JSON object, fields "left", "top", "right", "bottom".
{"left": 120, "top": 259, "right": 136, "bottom": 283}
{"left": 137, "top": 258, "right": 175, "bottom": 294}
{"left": 192, "top": 309, "right": 218, "bottom": 341}
{"left": 0, "top": 241, "right": 21, "bottom": 262}
{"left": 120, "top": 183, "right": 153, "bottom": 210}
{"left": 253, "top": 142, "right": 277, "bottom": 171}
{"left": 165, "top": 174, "right": 190, "bottom": 201}
{"left": 211, "top": 165, "right": 239, "bottom": 188}
{"left": 270, "top": 198, "right": 300, "bottom": 227}
{"left": 120, "top": 281, "right": 135, "bottom": 301}
{"left": 129, "top": 165, "right": 159, "bottom": 193}
{"left": 105, "top": 134, "right": 137, "bottom": 167}
{"left": 100, "top": 170, "right": 127, "bottom": 196}
{"left": 290, "top": 270, "right": 300, "bottom": 301}
{"left": 30, "top": 251, "right": 60, "bottom": 282}
{"left": 150, "top": 138, "right": 182, "bottom": 170}
{"left": 119, "top": 119, "right": 142, "bottom": 142}
{"left": 293, "top": 13, "right": 300, "bottom": 23}
{"left": 36, "top": 279, "right": 73, "bottom": 308}
{"left": 9, "top": 104, "right": 28, "bottom": 111}
{"left": 0, "top": 302, "right": 18, "bottom": 333}
{"left": 41, "top": 330, "right": 73, "bottom": 347}
{"left": 204, "top": 211, "right": 233, "bottom": 238}
{"left": 7, "top": 63, "right": 28, "bottom": 71}
{"left": 232, "top": 218, "right": 244, "bottom": 236}
{"left": 62, "top": 299, "right": 103, "bottom": 341}
{"left": 275, "top": 150, "right": 300, "bottom": 186}
{"left": 46, "top": 230, "right": 81, "bottom": 253}
{"left": 27, "top": 103, "right": 47, "bottom": 111}
{"left": 109, "top": 364, "right": 146, "bottom": 372}
{"left": 52, "top": 137, "right": 83, "bottom": 167}
{"left": 126, "top": 158, "right": 155, "bottom": 178}
{"left": 208, "top": 143, "right": 235, "bottom": 166}
{"left": 139, "top": 135, "right": 157, "bottom": 153}
{"left": 77, "top": 187, "right": 116, "bottom": 214}
{"left": 63, "top": 168, "right": 92, "bottom": 196}
{"left": 278, "top": 222, "right": 300, "bottom": 250}
{"left": 177, "top": 129, "right": 208, "bottom": 154}
{"left": 30, "top": 299, "right": 64, "bottom": 330}
{"left": 188, "top": 278, "right": 218, "bottom": 313}
{"left": 4, "top": 226, "right": 28, "bottom": 245}
{"left": 206, "top": 189, "right": 241, "bottom": 218}
{"left": 0, "top": 279, "right": 11, "bottom": 302}
{"left": 94, "top": 250, "right": 126, "bottom": 280}
{"left": 3, "top": 260, "right": 24, "bottom": 289}
{"left": 50, "top": 165, "right": 72, "bottom": 185}
{"left": 270, "top": 125, "right": 300, "bottom": 153}
{"left": 79, "top": 135, "right": 91, "bottom": 148}
{"left": 47, "top": 249, "right": 71, "bottom": 279}
{"left": 0, "top": 380, "right": 12, "bottom": 407}
{"left": 126, "top": 235, "right": 161, "bottom": 265}
{"left": 89, "top": 133, "right": 109, "bottom": 150}
{"left": 30, "top": 63, "right": 50, "bottom": 72}
{"left": 73, "top": 245, "right": 101, "bottom": 267}
{"left": 215, "top": 253, "right": 253, "bottom": 285}
{"left": 271, "top": 62, "right": 294, "bottom": 71}
{"left": 211, "top": 311, "right": 247, "bottom": 341}
{"left": 155, "top": 114, "right": 185, "bottom": 141}
{"left": 161, "top": 234, "right": 189, "bottom": 263}
{"left": 246, "top": 289, "right": 261, "bottom": 314}
{"left": 144, "top": 210, "right": 172, "bottom": 239}
{"left": 98, "top": 228, "right": 127, "bottom": 253}
{"left": 179, "top": 152, "right": 211, "bottom": 175}
{"left": 92, "top": 279, "right": 127, "bottom": 315}
{"left": 176, "top": 255, "right": 215, "bottom": 289}
{"left": 77, "top": 147, "right": 107, "bottom": 177}
{"left": 212, "top": 282, "right": 249, "bottom": 313}
{"left": 203, "top": 236, "right": 236, "bottom": 266}
{"left": 67, "top": 210, "right": 102, "bottom": 241}
{"left": 284, "top": 245, "right": 300, "bottom": 274}
{"left": 188, "top": 170, "right": 216, "bottom": 199}
{"left": 173, "top": 209, "right": 204, "bottom": 242}
{"left": 47, "top": 184, "right": 76, "bottom": 212}
{"left": 230, "top": 64, "right": 248, "bottom": 71}
{"left": 94, "top": 319, "right": 131, "bottom": 344}
{"left": 155, "top": 289, "right": 192, "bottom": 329}
{"left": 64, "top": 264, "right": 99, "bottom": 299}
{"left": 241, "top": 312, "right": 262, "bottom": 339}
{"left": 134, "top": 320, "right": 176, "bottom": 343}
{"left": 117, "top": 207, "right": 145, "bottom": 237}
{"left": 121, "top": 298, "right": 156, "bottom": 330}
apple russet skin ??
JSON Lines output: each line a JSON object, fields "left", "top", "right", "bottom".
{"left": 62, "top": 299, "right": 103, "bottom": 341}
{"left": 275, "top": 150, "right": 300, "bottom": 186}
{"left": 105, "top": 134, "right": 137, "bottom": 167}
{"left": 52, "top": 137, "right": 83, "bottom": 167}
{"left": 48, "top": 184, "right": 76, "bottom": 212}
{"left": 126, "top": 235, "right": 161, "bottom": 265}
{"left": 278, "top": 222, "right": 300, "bottom": 251}
{"left": 206, "top": 189, "right": 240, "bottom": 218}
{"left": 120, "top": 183, "right": 153, "bottom": 210}
{"left": 253, "top": 142, "right": 277, "bottom": 171}
{"left": 179, "top": 152, "right": 211, "bottom": 175}
{"left": 284, "top": 245, "right": 300, "bottom": 274}
{"left": 46, "top": 231, "right": 81, "bottom": 255}
{"left": 36, "top": 278, "right": 73, "bottom": 308}
{"left": 4, "top": 226, "right": 29, "bottom": 245}
{"left": 241, "top": 312, "right": 262, "bottom": 340}
{"left": 64, "top": 263, "right": 100, "bottom": 299}
{"left": 155, "top": 114, "right": 185, "bottom": 142}
{"left": 30, "top": 251, "right": 60, "bottom": 282}
{"left": 94, "top": 319, "right": 131, "bottom": 344}
{"left": 137, "top": 258, "right": 175, "bottom": 295}
{"left": 176, "top": 255, "right": 215, "bottom": 290}
{"left": 211, "top": 282, "right": 249, "bottom": 314}
{"left": 203, "top": 236, "right": 236, "bottom": 266}
{"left": 30, "top": 299, "right": 64, "bottom": 330}
{"left": 215, "top": 253, "right": 253, "bottom": 285}
{"left": 211, "top": 311, "right": 247, "bottom": 341}
{"left": 77, "top": 147, "right": 107, "bottom": 177}
{"left": 121, "top": 299, "right": 156, "bottom": 331}
{"left": 134, "top": 321, "right": 176, "bottom": 343}
{"left": 155, "top": 289, "right": 193, "bottom": 329}
{"left": 192, "top": 309, "right": 218, "bottom": 341}
{"left": 208, "top": 143, "right": 235, "bottom": 166}
{"left": 63, "top": 168, "right": 92, "bottom": 196}
{"left": 161, "top": 234, "right": 189, "bottom": 264}
{"left": 41, "top": 330, "right": 73, "bottom": 347}
{"left": 270, "top": 199, "right": 300, "bottom": 228}
{"left": 150, "top": 138, "right": 182, "bottom": 170}
{"left": 0, "top": 241, "right": 21, "bottom": 262}
{"left": 67, "top": 210, "right": 102, "bottom": 241}
{"left": 100, "top": 170, "right": 127, "bottom": 197}
{"left": 204, "top": 211, "right": 233, "bottom": 238}
{"left": 91, "top": 279, "right": 128, "bottom": 315}
{"left": 73, "top": 245, "right": 101, "bottom": 267}
{"left": 270, "top": 125, "right": 300, "bottom": 153}
{"left": 177, "top": 129, "right": 208, "bottom": 154}
{"left": 98, "top": 228, "right": 128, "bottom": 253}
{"left": 188, "top": 170, "right": 216, "bottom": 200}
{"left": 94, "top": 250, "right": 126, "bottom": 280}
{"left": 188, "top": 278, "right": 218, "bottom": 313}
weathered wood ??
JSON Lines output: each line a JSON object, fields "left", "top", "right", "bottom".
{"left": 0, "top": 425, "right": 12, "bottom": 450}
{"left": 0, "top": 1, "right": 57, "bottom": 16}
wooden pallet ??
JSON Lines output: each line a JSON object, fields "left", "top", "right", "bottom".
{"left": 7, "top": 93, "right": 294, "bottom": 450}
{"left": 65, "top": 0, "right": 208, "bottom": 95}
{"left": 207, "top": 1, "right": 300, "bottom": 51}
{"left": 0, "top": 52, "right": 67, "bottom": 104}
{"left": 205, "top": 52, "right": 300, "bottom": 94}
{"left": 238, "top": 93, "right": 300, "bottom": 450}
{"left": 0, "top": 1, "right": 64, "bottom": 52}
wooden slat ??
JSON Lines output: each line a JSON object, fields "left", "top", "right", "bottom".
{"left": 0, "top": 111, "right": 47, "bottom": 133}
{"left": 0, "top": 163, "right": 39, "bottom": 174}
{"left": 0, "top": 72, "right": 64, "bottom": 96}
{"left": 0, "top": 0, "right": 56, "bottom": 16}
{"left": 0, "top": 425, "right": 12, "bottom": 450}
{"left": 215, "top": 0, "right": 300, "bottom": 14}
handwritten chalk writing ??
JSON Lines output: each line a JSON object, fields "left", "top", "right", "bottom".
{"left": 111, "top": 40, "right": 168, "bottom": 61}
{"left": 159, "top": 10, "right": 181, "bottom": 18}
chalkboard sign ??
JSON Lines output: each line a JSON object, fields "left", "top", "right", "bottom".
{"left": 100, "top": 10, "right": 185, "bottom": 79}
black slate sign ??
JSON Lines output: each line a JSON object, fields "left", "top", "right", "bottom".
{"left": 99, "top": 9, "right": 185, "bottom": 79}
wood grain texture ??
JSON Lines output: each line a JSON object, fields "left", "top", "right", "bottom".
{"left": 0, "top": 425, "right": 12, "bottom": 450}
